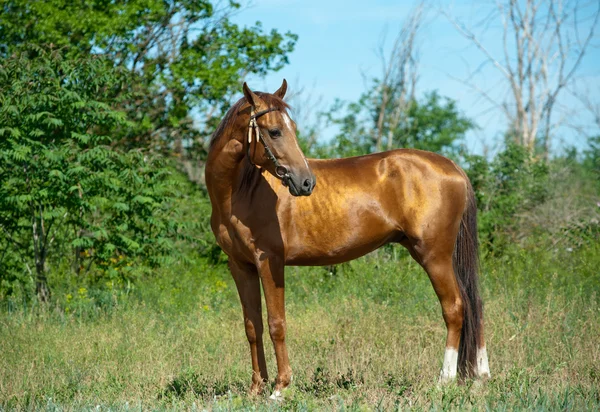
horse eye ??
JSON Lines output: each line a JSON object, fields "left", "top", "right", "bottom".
{"left": 269, "top": 129, "right": 282, "bottom": 138}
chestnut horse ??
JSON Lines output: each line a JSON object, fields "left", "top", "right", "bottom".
{"left": 205, "top": 80, "right": 490, "bottom": 398}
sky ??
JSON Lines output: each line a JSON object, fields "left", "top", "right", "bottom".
{"left": 232, "top": 0, "right": 600, "bottom": 156}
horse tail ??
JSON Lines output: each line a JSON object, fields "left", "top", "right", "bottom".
{"left": 453, "top": 181, "right": 483, "bottom": 378}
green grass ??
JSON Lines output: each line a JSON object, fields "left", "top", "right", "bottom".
{"left": 1, "top": 242, "right": 599, "bottom": 410}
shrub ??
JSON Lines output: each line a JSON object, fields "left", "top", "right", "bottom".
{"left": 0, "top": 47, "right": 186, "bottom": 302}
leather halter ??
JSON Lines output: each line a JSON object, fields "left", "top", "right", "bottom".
{"left": 247, "top": 107, "right": 290, "bottom": 179}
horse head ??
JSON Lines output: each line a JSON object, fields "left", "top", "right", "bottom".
{"left": 243, "top": 80, "right": 316, "bottom": 196}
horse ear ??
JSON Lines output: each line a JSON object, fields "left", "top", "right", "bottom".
{"left": 274, "top": 79, "right": 287, "bottom": 99}
{"left": 243, "top": 82, "right": 259, "bottom": 108}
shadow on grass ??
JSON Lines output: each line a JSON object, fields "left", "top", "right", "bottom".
{"left": 159, "top": 369, "right": 245, "bottom": 400}
{"left": 297, "top": 366, "right": 365, "bottom": 397}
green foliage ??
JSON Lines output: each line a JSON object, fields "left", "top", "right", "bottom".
{"left": 317, "top": 91, "right": 474, "bottom": 158}
{"left": 464, "top": 142, "right": 550, "bottom": 251}
{"left": 398, "top": 92, "right": 475, "bottom": 154}
{"left": 318, "top": 99, "right": 372, "bottom": 158}
{"left": 0, "top": 0, "right": 297, "bottom": 158}
{"left": 0, "top": 47, "right": 186, "bottom": 301}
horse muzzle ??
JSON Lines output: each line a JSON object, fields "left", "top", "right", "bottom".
{"left": 282, "top": 172, "right": 316, "bottom": 197}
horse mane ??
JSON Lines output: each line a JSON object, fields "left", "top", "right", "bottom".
{"left": 209, "top": 92, "right": 291, "bottom": 151}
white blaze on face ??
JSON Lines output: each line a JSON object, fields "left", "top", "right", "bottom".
{"left": 282, "top": 112, "right": 293, "bottom": 130}
{"left": 283, "top": 112, "right": 310, "bottom": 171}
{"left": 476, "top": 346, "right": 491, "bottom": 378}
{"left": 439, "top": 347, "right": 458, "bottom": 383}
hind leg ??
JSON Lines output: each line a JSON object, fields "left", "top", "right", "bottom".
{"left": 407, "top": 241, "right": 463, "bottom": 383}
{"left": 426, "top": 255, "right": 464, "bottom": 383}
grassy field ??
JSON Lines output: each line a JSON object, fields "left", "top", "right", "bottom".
{"left": 1, "top": 242, "right": 599, "bottom": 410}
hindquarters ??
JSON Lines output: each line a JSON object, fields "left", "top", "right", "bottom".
{"left": 383, "top": 151, "right": 484, "bottom": 379}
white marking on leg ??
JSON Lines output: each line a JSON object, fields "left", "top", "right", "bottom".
{"left": 269, "top": 390, "right": 283, "bottom": 401}
{"left": 439, "top": 347, "right": 458, "bottom": 383}
{"left": 476, "top": 346, "right": 491, "bottom": 378}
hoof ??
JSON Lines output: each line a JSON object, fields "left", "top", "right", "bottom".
{"left": 249, "top": 381, "right": 266, "bottom": 396}
{"left": 269, "top": 374, "right": 292, "bottom": 401}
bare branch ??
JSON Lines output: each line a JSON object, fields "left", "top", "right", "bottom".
{"left": 445, "top": 10, "right": 512, "bottom": 80}
{"left": 447, "top": 74, "right": 512, "bottom": 120}
{"left": 446, "top": 0, "right": 600, "bottom": 154}
{"left": 368, "top": 1, "right": 426, "bottom": 151}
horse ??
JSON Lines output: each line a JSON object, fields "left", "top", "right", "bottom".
{"left": 205, "top": 79, "right": 490, "bottom": 399}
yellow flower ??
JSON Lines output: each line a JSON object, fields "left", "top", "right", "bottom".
{"left": 78, "top": 287, "right": 88, "bottom": 299}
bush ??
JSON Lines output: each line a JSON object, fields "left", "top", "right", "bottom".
{"left": 464, "top": 142, "right": 550, "bottom": 252}
{"left": 0, "top": 47, "right": 187, "bottom": 302}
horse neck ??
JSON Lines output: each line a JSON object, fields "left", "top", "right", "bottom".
{"left": 206, "top": 124, "right": 252, "bottom": 214}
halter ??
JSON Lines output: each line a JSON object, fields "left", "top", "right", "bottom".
{"left": 247, "top": 107, "right": 290, "bottom": 179}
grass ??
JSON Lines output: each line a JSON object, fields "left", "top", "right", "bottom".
{"left": 1, "top": 242, "right": 599, "bottom": 410}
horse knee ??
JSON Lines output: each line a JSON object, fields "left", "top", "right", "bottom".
{"left": 268, "top": 318, "right": 286, "bottom": 341}
{"left": 244, "top": 317, "right": 262, "bottom": 344}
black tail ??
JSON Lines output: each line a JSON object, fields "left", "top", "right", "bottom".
{"left": 453, "top": 182, "right": 483, "bottom": 378}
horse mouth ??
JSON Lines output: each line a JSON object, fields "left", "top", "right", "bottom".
{"left": 282, "top": 175, "right": 303, "bottom": 197}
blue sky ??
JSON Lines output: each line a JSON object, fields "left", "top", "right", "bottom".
{"left": 233, "top": 0, "right": 600, "bottom": 156}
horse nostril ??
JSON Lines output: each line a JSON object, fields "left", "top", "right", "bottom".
{"left": 302, "top": 178, "right": 311, "bottom": 189}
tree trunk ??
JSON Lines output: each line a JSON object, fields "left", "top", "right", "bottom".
{"left": 32, "top": 210, "right": 51, "bottom": 303}
{"left": 36, "top": 270, "right": 51, "bottom": 303}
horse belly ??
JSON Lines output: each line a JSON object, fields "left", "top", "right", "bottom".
{"left": 286, "top": 240, "right": 390, "bottom": 266}
{"left": 284, "top": 214, "right": 398, "bottom": 266}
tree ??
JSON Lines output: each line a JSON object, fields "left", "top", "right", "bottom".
{"left": 371, "top": 1, "right": 425, "bottom": 152}
{"left": 0, "top": 47, "right": 184, "bottom": 302}
{"left": 396, "top": 92, "right": 475, "bottom": 154}
{"left": 315, "top": 2, "right": 472, "bottom": 159}
{"left": 0, "top": 0, "right": 297, "bottom": 162}
{"left": 446, "top": 0, "right": 600, "bottom": 155}
{"left": 322, "top": 91, "right": 474, "bottom": 159}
